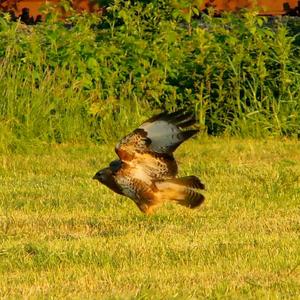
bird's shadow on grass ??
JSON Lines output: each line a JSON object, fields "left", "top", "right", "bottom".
{"left": 79, "top": 206, "right": 208, "bottom": 238}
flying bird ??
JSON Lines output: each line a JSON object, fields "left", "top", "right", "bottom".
{"left": 93, "top": 110, "right": 205, "bottom": 214}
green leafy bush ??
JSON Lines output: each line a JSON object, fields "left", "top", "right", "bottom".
{"left": 0, "top": 0, "right": 299, "bottom": 151}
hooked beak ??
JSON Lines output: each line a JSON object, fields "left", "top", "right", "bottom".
{"left": 93, "top": 172, "right": 100, "bottom": 180}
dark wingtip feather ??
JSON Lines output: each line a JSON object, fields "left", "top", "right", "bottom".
{"left": 166, "top": 129, "right": 199, "bottom": 153}
{"left": 167, "top": 110, "right": 197, "bottom": 128}
{"left": 179, "top": 129, "right": 199, "bottom": 141}
{"left": 176, "top": 115, "right": 196, "bottom": 128}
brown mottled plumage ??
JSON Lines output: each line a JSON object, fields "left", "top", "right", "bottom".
{"left": 93, "top": 110, "right": 205, "bottom": 214}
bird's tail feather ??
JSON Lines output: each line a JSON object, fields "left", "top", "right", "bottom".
{"left": 154, "top": 176, "right": 205, "bottom": 208}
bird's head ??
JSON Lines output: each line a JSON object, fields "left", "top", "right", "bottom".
{"left": 93, "top": 160, "right": 122, "bottom": 183}
{"left": 93, "top": 167, "right": 112, "bottom": 184}
{"left": 93, "top": 161, "right": 123, "bottom": 195}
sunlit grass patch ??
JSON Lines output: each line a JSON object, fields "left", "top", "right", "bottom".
{"left": 0, "top": 137, "right": 299, "bottom": 298}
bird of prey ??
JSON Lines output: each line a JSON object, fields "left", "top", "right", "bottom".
{"left": 93, "top": 110, "right": 205, "bottom": 214}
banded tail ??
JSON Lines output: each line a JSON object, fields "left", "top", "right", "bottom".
{"left": 154, "top": 176, "right": 205, "bottom": 208}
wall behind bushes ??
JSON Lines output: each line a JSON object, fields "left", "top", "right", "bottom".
{"left": 0, "top": 0, "right": 299, "bottom": 152}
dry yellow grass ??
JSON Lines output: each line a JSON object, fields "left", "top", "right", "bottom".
{"left": 0, "top": 137, "right": 299, "bottom": 299}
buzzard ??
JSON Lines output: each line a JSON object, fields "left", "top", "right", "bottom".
{"left": 93, "top": 110, "right": 205, "bottom": 214}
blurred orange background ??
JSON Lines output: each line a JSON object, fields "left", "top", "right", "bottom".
{"left": 0, "top": 0, "right": 299, "bottom": 18}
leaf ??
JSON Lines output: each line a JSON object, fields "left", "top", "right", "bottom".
{"left": 257, "top": 18, "right": 264, "bottom": 27}
{"left": 192, "top": 7, "right": 199, "bottom": 16}
{"left": 87, "top": 57, "right": 99, "bottom": 71}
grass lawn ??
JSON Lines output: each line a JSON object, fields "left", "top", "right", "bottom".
{"left": 0, "top": 137, "right": 299, "bottom": 299}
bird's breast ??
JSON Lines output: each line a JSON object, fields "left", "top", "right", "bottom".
{"left": 114, "top": 175, "right": 139, "bottom": 202}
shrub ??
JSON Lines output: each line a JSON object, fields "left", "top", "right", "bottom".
{"left": 0, "top": 0, "right": 299, "bottom": 151}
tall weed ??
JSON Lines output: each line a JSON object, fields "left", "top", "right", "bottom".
{"left": 0, "top": 1, "right": 299, "bottom": 151}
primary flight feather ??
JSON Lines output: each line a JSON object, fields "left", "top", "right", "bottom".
{"left": 93, "top": 110, "right": 205, "bottom": 214}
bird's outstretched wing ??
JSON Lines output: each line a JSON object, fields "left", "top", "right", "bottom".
{"left": 115, "top": 110, "right": 199, "bottom": 181}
